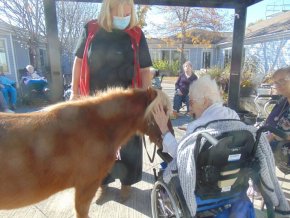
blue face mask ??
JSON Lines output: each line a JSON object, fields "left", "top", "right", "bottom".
{"left": 113, "top": 15, "right": 131, "bottom": 30}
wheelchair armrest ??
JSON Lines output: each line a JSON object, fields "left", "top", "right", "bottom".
{"left": 157, "top": 148, "right": 173, "bottom": 163}
{"left": 196, "top": 132, "right": 219, "bottom": 146}
{"left": 256, "top": 94, "right": 272, "bottom": 98}
{"left": 258, "top": 125, "right": 288, "bottom": 140}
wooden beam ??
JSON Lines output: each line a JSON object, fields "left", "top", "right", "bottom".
{"left": 43, "top": 0, "right": 63, "bottom": 102}
{"left": 59, "top": 0, "right": 263, "bottom": 8}
{"left": 228, "top": 5, "right": 247, "bottom": 111}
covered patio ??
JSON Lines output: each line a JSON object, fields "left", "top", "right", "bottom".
{"left": 43, "top": 0, "right": 262, "bottom": 110}
{"left": 1, "top": 79, "right": 289, "bottom": 218}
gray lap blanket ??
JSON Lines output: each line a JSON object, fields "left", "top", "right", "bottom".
{"left": 163, "top": 120, "right": 290, "bottom": 216}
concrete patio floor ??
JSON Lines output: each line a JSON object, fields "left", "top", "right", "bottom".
{"left": 0, "top": 81, "right": 289, "bottom": 218}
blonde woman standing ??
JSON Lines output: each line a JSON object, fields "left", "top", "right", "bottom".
{"left": 71, "top": 0, "right": 152, "bottom": 202}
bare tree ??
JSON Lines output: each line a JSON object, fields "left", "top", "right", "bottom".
{"left": 245, "top": 39, "right": 288, "bottom": 76}
{"left": 0, "top": 0, "right": 46, "bottom": 68}
{"left": 56, "top": 1, "right": 99, "bottom": 74}
{"left": 136, "top": 5, "right": 150, "bottom": 30}
{"left": 0, "top": 0, "right": 98, "bottom": 74}
{"left": 149, "top": 6, "right": 231, "bottom": 66}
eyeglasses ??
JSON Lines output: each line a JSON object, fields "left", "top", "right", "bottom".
{"left": 272, "top": 76, "right": 290, "bottom": 87}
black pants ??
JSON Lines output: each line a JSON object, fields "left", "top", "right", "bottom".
{"left": 102, "top": 135, "right": 143, "bottom": 186}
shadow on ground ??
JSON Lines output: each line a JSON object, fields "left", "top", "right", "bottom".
{"left": 93, "top": 186, "right": 152, "bottom": 217}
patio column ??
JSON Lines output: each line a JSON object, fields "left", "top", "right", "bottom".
{"left": 228, "top": 5, "right": 247, "bottom": 111}
{"left": 43, "top": 0, "right": 63, "bottom": 102}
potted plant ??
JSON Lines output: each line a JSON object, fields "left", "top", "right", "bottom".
{"left": 240, "top": 56, "right": 263, "bottom": 97}
{"left": 239, "top": 56, "right": 260, "bottom": 97}
{"left": 240, "top": 71, "right": 256, "bottom": 97}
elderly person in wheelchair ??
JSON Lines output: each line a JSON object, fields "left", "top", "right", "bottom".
{"left": 22, "top": 65, "right": 49, "bottom": 93}
{"left": 152, "top": 75, "right": 290, "bottom": 217}
{"left": 264, "top": 66, "right": 290, "bottom": 174}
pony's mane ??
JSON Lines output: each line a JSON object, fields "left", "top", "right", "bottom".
{"left": 43, "top": 87, "right": 172, "bottom": 121}
{"left": 43, "top": 87, "right": 132, "bottom": 111}
{"left": 144, "top": 89, "right": 172, "bottom": 118}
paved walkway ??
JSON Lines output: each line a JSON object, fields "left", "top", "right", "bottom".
{"left": 0, "top": 81, "right": 289, "bottom": 217}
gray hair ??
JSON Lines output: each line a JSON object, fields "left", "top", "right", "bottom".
{"left": 26, "top": 65, "right": 34, "bottom": 71}
{"left": 183, "top": 61, "right": 192, "bottom": 68}
{"left": 189, "top": 75, "right": 223, "bottom": 104}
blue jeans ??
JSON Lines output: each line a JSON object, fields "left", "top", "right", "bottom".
{"left": 173, "top": 93, "right": 189, "bottom": 112}
{"left": 1, "top": 85, "right": 17, "bottom": 106}
{"left": 25, "top": 79, "right": 48, "bottom": 92}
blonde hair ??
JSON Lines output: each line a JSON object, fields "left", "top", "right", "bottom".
{"left": 98, "top": 0, "right": 138, "bottom": 32}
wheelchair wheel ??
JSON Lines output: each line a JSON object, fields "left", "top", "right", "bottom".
{"left": 264, "top": 100, "right": 276, "bottom": 116}
{"left": 151, "top": 181, "right": 182, "bottom": 218}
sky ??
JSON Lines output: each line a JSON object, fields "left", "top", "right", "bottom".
{"left": 246, "top": 0, "right": 289, "bottom": 25}
{"left": 144, "top": 0, "right": 289, "bottom": 35}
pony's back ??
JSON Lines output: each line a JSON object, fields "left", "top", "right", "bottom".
{"left": 0, "top": 87, "right": 172, "bottom": 215}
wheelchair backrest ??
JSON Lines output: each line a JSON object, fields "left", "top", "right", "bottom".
{"left": 195, "top": 129, "right": 256, "bottom": 200}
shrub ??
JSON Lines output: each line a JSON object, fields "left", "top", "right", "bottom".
{"left": 152, "top": 59, "right": 180, "bottom": 76}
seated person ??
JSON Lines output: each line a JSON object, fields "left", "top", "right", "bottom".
{"left": 0, "top": 91, "right": 14, "bottom": 113}
{"left": 22, "top": 65, "right": 49, "bottom": 93}
{"left": 151, "top": 68, "right": 162, "bottom": 90}
{"left": 0, "top": 70, "right": 17, "bottom": 110}
{"left": 154, "top": 75, "right": 239, "bottom": 158}
{"left": 172, "top": 61, "right": 197, "bottom": 119}
{"left": 265, "top": 66, "right": 290, "bottom": 163}
{"left": 153, "top": 75, "right": 290, "bottom": 216}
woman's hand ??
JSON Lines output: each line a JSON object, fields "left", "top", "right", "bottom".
{"left": 266, "top": 132, "right": 275, "bottom": 142}
{"left": 176, "top": 89, "right": 183, "bottom": 96}
{"left": 266, "top": 132, "right": 289, "bottom": 142}
{"left": 153, "top": 103, "right": 170, "bottom": 134}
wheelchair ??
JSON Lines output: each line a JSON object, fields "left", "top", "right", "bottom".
{"left": 18, "top": 68, "right": 50, "bottom": 105}
{"left": 253, "top": 94, "right": 290, "bottom": 175}
{"left": 151, "top": 120, "right": 287, "bottom": 218}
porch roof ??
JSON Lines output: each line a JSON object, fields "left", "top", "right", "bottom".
{"left": 64, "top": 0, "right": 262, "bottom": 8}
{"left": 44, "top": 0, "right": 264, "bottom": 111}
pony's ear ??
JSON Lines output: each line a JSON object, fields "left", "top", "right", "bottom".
{"left": 146, "top": 87, "right": 157, "bottom": 103}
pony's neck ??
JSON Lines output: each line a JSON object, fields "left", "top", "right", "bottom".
{"left": 72, "top": 92, "right": 148, "bottom": 150}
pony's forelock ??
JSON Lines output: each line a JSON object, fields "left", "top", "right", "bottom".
{"left": 144, "top": 89, "right": 172, "bottom": 118}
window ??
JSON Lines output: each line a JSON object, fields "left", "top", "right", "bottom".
{"left": 169, "top": 49, "right": 190, "bottom": 63}
{"left": 183, "top": 50, "right": 189, "bottom": 61}
{"left": 202, "top": 51, "right": 211, "bottom": 69}
{"left": 150, "top": 49, "right": 189, "bottom": 64}
{"left": 39, "top": 48, "right": 48, "bottom": 68}
{"left": 149, "top": 49, "right": 159, "bottom": 61}
{"left": 224, "top": 49, "right": 232, "bottom": 67}
{"left": 161, "top": 50, "right": 170, "bottom": 61}
{"left": 0, "top": 39, "right": 9, "bottom": 73}
{"left": 172, "top": 50, "right": 180, "bottom": 62}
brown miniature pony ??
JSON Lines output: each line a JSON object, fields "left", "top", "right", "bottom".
{"left": 0, "top": 87, "right": 172, "bottom": 218}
